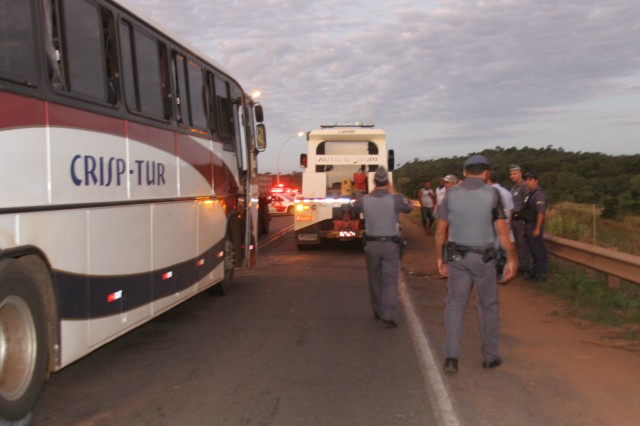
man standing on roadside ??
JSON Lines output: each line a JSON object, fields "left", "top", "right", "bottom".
{"left": 418, "top": 181, "right": 436, "bottom": 235}
{"left": 354, "top": 166, "right": 413, "bottom": 329}
{"left": 509, "top": 165, "right": 532, "bottom": 276}
{"left": 436, "top": 174, "right": 458, "bottom": 212}
{"left": 435, "top": 155, "right": 516, "bottom": 375}
{"left": 521, "top": 172, "right": 548, "bottom": 281}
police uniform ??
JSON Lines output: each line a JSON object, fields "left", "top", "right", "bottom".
{"left": 354, "top": 167, "right": 413, "bottom": 328}
{"left": 522, "top": 172, "right": 548, "bottom": 280}
{"left": 435, "top": 155, "right": 515, "bottom": 374}
{"left": 509, "top": 165, "right": 532, "bottom": 274}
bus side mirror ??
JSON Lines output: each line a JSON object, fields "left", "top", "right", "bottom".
{"left": 388, "top": 149, "right": 395, "bottom": 171}
{"left": 256, "top": 124, "right": 267, "bottom": 152}
{"left": 254, "top": 103, "right": 264, "bottom": 123}
{"left": 300, "top": 153, "right": 307, "bottom": 169}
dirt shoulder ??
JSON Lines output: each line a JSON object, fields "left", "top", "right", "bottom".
{"left": 400, "top": 212, "right": 640, "bottom": 425}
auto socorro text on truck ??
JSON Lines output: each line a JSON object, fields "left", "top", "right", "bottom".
{"left": 293, "top": 123, "right": 395, "bottom": 249}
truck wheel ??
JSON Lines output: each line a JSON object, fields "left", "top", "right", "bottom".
{"left": 259, "top": 202, "right": 270, "bottom": 235}
{"left": 0, "top": 259, "right": 49, "bottom": 424}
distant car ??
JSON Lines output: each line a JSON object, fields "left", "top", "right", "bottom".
{"left": 269, "top": 193, "right": 296, "bottom": 215}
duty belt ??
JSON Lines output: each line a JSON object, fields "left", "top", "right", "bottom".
{"left": 452, "top": 243, "right": 494, "bottom": 254}
{"left": 365, "top": 235, "right": 400, "bottom": 242}
{"left": 444, "top": 242, "right": 496, "bottom": 263}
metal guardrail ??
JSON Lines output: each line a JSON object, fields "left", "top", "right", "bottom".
{"left": 545, "top": 234, "right": 640, "bottom": 286}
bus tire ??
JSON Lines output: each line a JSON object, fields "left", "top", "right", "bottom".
{"left": 0, "top": 259, "right": 49, "bottom": 424}
{"left": 210, "top": 224, "right": 241, "bottom": 296}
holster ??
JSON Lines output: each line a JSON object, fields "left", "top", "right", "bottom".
{"left": 399, "top": 238, "right": 408, "bottom": 258}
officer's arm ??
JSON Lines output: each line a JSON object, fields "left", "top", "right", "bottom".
{"left": 533, "top": 211, "right": 545, "bottom": 237}
{"left": 396, "top": 194, "right": 414, "bottom": 213}
{"left": 434, "top": 219, "right": 449, "bottom": 277}
{"left": 533, "top": 193, "right": 546, "bottom": 235}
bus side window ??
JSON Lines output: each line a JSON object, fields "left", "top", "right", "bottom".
{"left": 119, "top": 21, "right": 137, "bottom": 111}
{"left": 44, "top": 0, "right": 65, "bottom": 90}
{"left": 100, "top": 6, "right": 118, "bottom": 105}
{"left": 119, "top": 20, "right": 168, "bottom": 120}
{"left": 187, "top": 60, "right": 207, "bottom": 130}
{"left": 56, "top": 0, "right": 108, "bottom": 101}
{"left": 206, "top": 72, "right": 217, "bottom": 134}
{"left": 173, "top": 54, "right": 207, "bottom": 131}
{"left": 212, "top": 75, "right": 234, "bottom": 143}
{"left": 0, "top": 0, "right": 38, "bottom": 86}
{"left": 173, "top": 53, "right": 188, "bottom": 125}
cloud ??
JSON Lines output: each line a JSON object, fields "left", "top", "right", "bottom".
{"left": 128, "top": 0, "right": 640, "bottom": 168}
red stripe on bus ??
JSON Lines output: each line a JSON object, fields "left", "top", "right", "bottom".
{"left": 128, "top": 120, "right": 175, "bottom": 154}
{"left": 48, "top": 102, "right": 126, "bottom": 137}
{"left": 0, "top": 92, "right": 46, "bottom": 128}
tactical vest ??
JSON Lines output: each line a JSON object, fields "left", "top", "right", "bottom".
{"left": 362, "top": 193, "right": 400, "bottom": 236}
{"left": 447, "top": 184, "right": 496, "bottom": 246}
{"left": 520, "top": 189, "right": 540, "bottom": 223}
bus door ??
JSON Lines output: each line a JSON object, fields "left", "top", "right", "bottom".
{"left": 232, "top": 87, "right": 252, "bottom": 268}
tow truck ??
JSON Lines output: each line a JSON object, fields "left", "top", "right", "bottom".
{"left": 294, "top": 123, "right": 394, "bottom": 249}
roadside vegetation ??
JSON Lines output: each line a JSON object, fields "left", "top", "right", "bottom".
{"left": 547, "top": 202, "right": 639, "bottom": 256}
{"left": 396, "top": 147, "right": 640, "bottom": 337}
{"left": 394, "top": 145, "right": 640, "bottom": 217}
{"left": 538, "top": 204, "right": 640, "bottom": 337}
{"left": 543, "top": 262, "right": 640, "bottom": 330}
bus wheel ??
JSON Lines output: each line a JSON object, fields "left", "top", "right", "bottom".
{"left": 0, "top": 259, "right": 49, "bottom": 424}
{"left": 210, "top": 228, "right": 238, "bottom": 296}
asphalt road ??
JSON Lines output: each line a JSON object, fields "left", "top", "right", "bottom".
{"left": 32, "top": 215, "right": 439, "bottom": 425}
{"left": 32, "top": 213, "right": 640, "bottom": 425}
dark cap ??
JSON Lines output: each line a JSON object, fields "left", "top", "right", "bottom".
{"left": 463, "top": 154, "right": 490, "bottom": 168}
{"left": 374, "top": 166, "right": 389, "bottom": 185}
{"left": 523, "top": 171, "right": 538, "bottom": 180}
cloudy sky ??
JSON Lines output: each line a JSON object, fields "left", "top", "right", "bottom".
{"left": 127, "top": 0, "right": 639, "bottom": 173}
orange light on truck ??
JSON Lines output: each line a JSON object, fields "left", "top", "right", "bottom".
{"left": 296, "top": 213, "right": 314, "bottom": 222}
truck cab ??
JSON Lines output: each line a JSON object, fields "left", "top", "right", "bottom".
{"left": 294, "top": 123, "right": 394, "bottom": 249}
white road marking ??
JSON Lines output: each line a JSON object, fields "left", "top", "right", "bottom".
{"left": 400, "top": 280, "right": 462, "bottom": 426}
{"left": 259, "top": 224, "right": 294, "bottom": 248}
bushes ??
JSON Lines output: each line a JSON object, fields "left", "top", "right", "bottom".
{"left": 538, "top": 262, "right": 640, "bottom": 326}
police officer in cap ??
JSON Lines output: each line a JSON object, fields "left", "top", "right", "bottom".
{"left": 354, "top": 166, "right": 413, "bottom": 328}
{"left": 434, "top": 155, "right": 517, "bottom": 374}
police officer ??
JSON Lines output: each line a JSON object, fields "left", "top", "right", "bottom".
{"left": 522, "top": 171, "right": 548, "bottom": 281}
{"left": 354, "top": 166, "right": 413, "bottom": 328}
{"left": 509, "top": 164, "right": 532, "bottom": 275}
{"left": 435, "top": 155, "right": 516, "bottom": 374}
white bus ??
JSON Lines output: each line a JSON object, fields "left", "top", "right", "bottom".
{"left": 0, "top": 0, "right": 267, "bottom": 422}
